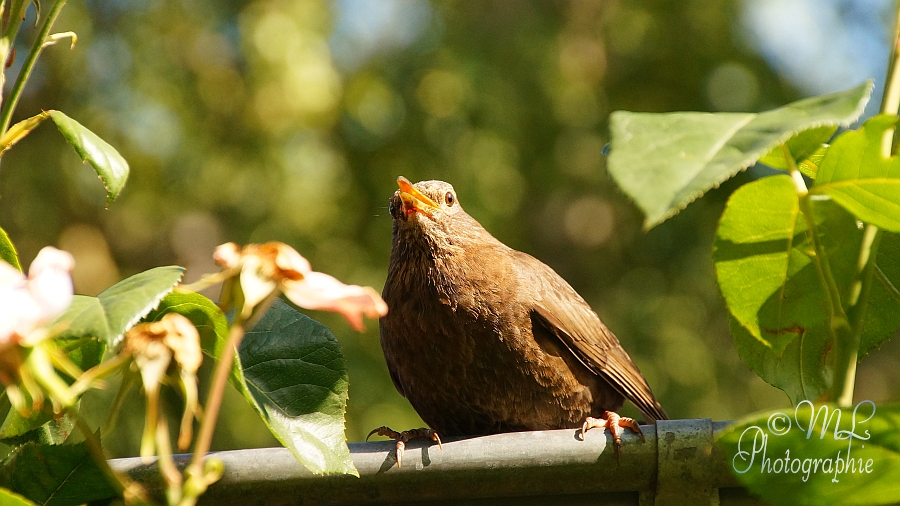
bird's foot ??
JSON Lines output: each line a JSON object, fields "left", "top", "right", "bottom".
{"left": 366, "top": 426, "right": 443, "bottom": 468}
{"left": 581, "top": 410, "right": 644, "bottom": 464}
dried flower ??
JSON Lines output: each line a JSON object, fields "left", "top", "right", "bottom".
{"left": 124, "top": 313, "right": 203, "bottom": 462}
{"left": 213, "top": 242, "right": 387, "bottom": 330}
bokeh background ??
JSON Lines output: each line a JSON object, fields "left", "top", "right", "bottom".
{"left": 2, "top": 0, "right": 899, "bottom": 457}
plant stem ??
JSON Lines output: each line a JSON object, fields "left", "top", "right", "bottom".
{"left": 783, "top": 144, "right": 854, "bottom": 404}
{"left": 835, "top": 226, "right": 882, "bottom": 407}
{"left": 0, "top": 0, "right": 31, "bottom": 115}
{"left": 0, "top": 0, "right": 66, "bottom": 136}
{"left": 186, "top": 321, "right": 245, "bottom": 481}
{"left": 783, "top": 144, "right": 849, "bottom": 326}
{"left": 829, "top": 2, "right": 900, "bottom": 406}
{"left": 885, "top": 1, "right": 900, "bottom": 153}
{"left": 67, "top": 406, "right": 150, "bottom": 503}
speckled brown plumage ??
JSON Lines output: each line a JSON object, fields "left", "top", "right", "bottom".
{"left": 380, "top": 177, "right": 667, "bottom": 438}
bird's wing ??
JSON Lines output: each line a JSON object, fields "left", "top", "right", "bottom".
{"left": 513, "top": 251, "right": 668, "bottom": 421}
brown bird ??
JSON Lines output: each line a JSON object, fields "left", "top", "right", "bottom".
{"left": 373, "top": 176, "right": 667, "bottom": 464}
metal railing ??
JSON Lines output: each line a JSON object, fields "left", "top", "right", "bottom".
{"left": 110, "top": 419, "right": 762, "bottom": 505}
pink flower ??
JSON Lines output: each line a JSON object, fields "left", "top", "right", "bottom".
{"left": 213, "top": 242, "right": 388, "bottom": 331}
{"left": 0, "top": 247, "right": 74, "bottom": 347}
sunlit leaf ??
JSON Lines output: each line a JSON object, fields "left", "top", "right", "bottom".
{"left": 0, "top": 226, "right": 20, "bottom": 270}
{"left": 47, "top": 110, "right": 129, "bottom": 206}
{"left": 811, "top": 115, "right": 900, "bottom": 232}
{"left": 718, "top": 402, "right": 900, "bottom": 506}
{"left": 608, "top": 81, "right": 872, "bottom": 229}
{"left": 0, "top": 440, "right": 117, "bottom": 505}
{"left": 713, "top": 176, "right": 864, "bottom": 403}
{"left": 226, "top": 298, "right": 357, "bottom": 476}
{"left": 51, "top": 266, "right": 185, "bottom": 347}
{"left": 715, "top": 176, "right": 820, "bottom": 351}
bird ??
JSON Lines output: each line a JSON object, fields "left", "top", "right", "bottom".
{"left": 372, "top": 176, "right": 667, "bottom": 466}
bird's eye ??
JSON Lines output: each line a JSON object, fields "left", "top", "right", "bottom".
{"left": 445, "top": 192, "right": 455, "bottom": 206}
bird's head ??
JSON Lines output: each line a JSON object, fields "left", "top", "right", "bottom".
{"left": 388, "top": 176, "right": 500, "bottom": 258}
{"left": 389, "top": 176, "right": 464, "bottom": 228}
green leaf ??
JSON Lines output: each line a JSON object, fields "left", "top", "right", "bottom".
{"left": 0, "top": 488, "right": 38, "bottom": 506}
{"left": 232, "top": 298, "right": 357, "bottom": 476}
{"left": 0, "top": 441, "right": 117, "bottom": 505}
{"left": 47, "top": 110, "right": 130, "bottom": 206}
{"left": 759, "top": 125, "right": 837, "bottom": 175}
{"left": 718, "top": 402, "right": 900, "bottom": 506}
{"left": 811, "top": 115, "right": 900, "bottom": 232}
{"left": 146, "top": 291, "right": 228, "bottom": 357}
{"left": 51, "top": 266, "right": 185, "bottom": 347}
{"left": 0, "top": 227, "right": 20, "bottom": 270}
{"left": 713, "top": 176, "right": 863, "bottom": 403}
{"left": 715, "top": 176, "right": 822, "bottom": 351}
{"left": 608, "top": 80, "right": 872, "bottom": 229}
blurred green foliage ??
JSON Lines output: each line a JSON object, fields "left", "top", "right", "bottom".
{"left": 1, "top": 0, "right": 898, "bottom": 458}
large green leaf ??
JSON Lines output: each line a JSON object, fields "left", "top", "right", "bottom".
{"left": 608, "top": 80, "right": 872, "bottom": 229}
{"left": 0, "top": 226, "right": 20, "bottom": 270}
{"left": 0, "top": 441, "right": 117, "bottom": 505}
{"left": 51, "top": 266, "right": 185, "bottom": 347}
{"left": 230, "top": 298, "right": 357, "bottom": 476}
{"left": 718, "top": 402, "right": 900, "bottom": 505}
{"left": 48, "top": 110, "right": 130, "bottom": 206}
{"left": 811, "top": 115, "right": 900, "bottom": 232}
{"left": 713, "top": 176, "right": 863, "bottom": 403}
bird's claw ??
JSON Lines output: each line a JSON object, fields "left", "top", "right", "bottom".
{"left": 366, "top": 426, "right": 443, "bottom": 467}
{"left": 581, "top": 411, "right": 644, "bottom": 464}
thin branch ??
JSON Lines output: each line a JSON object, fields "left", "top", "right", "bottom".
{"left": 0, "top": 0, "right": 67, "bottom": 137}
{"left": 782, "top": 144, "right": 854, "bottom": 405}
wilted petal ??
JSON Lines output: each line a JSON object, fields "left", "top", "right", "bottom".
{"left": 27, "top": 247, "right": 74, "bottom": 324}
{"left": 213, "top": 242, "right": 242, "bottom": 269}
{"left": 270, "top": 242, "right": 311, "bottom": 280}
{"left": 159, "top": 313, "right": 202, "bottom": 374}
{"left": 282, "top": 271, "right": 388, "bottom": 331}
{"left": 239, "top": 254, "right": 279, "bottom": 311}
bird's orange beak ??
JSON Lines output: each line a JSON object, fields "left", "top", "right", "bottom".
{"left": 397, "top": 176, "right": 439, "bottom": 218}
